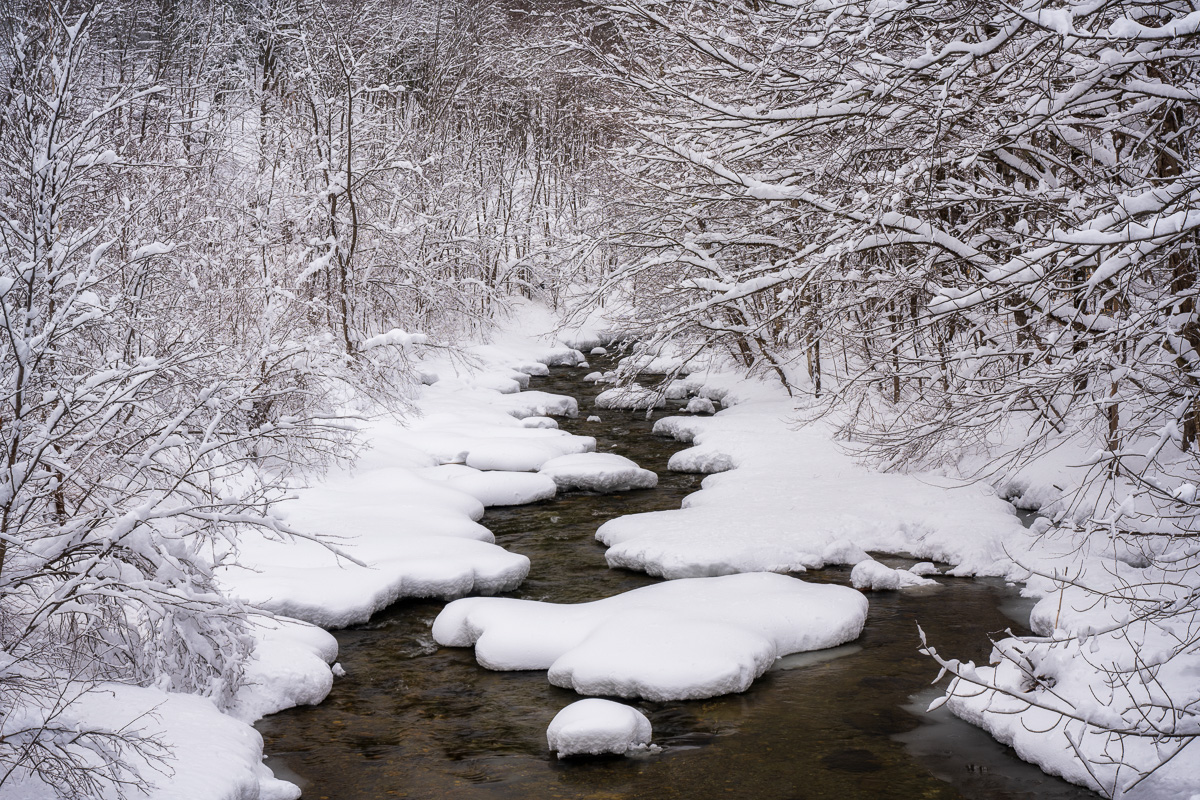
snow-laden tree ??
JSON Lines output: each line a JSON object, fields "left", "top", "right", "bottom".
{"left": 589, "top": 0, "right": 1200, "bottom": 793}
{"left": 0, "top": 7, "right": 351, "bottom": 794}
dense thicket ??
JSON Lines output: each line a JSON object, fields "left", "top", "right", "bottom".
{"left": 587, "top": 0, "right": 1200, "bottom": 792}
{"left": 0, "top": 1, "right": 612, "bottom": 794}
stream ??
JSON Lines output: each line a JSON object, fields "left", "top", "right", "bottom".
{"left": 257, "top": 363, "right": 1100, "bottom": 800}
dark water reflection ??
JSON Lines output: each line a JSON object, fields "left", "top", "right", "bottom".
{"left": 257, "top": 364, "right": 1098, "bottom": 800}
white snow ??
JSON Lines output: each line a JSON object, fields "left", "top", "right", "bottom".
{"left": 489, "top": 389, "right": 579, "bottom": 419}
{"left": 222, "top": 530, "right": 530, "bottom": 629}
{"left": 423, "top": 464, "right": 558, "bottom": 506}
{"left": 539, "top": 452, "right": 658, "bottom": 493}
{"left": 432, "top": 572, "right": 867, "bottom": 701}
{"left": 685, "top": 396, "right": 716, "bottom": 414}
{"left": 520, "top": 415, "right": 558, "bottom": 429}
{"left": 936, "top": 540, "right": 1200, "bottom": 799}
{"left": 217, "top": 339, "right": 605, "bottom": 629}
{"left": 463, "top": 434, "right": 594, "bottom": 471}
{"left": 229, "top": 617, "right": 339, "bottom": 724}
{"left": 0, "top": 684, "right": 299, "bottom": 800}
{"left": 595, "top": 370, "right": 1032, "bottom": 580}
{"left": 547, "top": 699, "right": 653, "bottom": 757}
{"left": 595, "top": 384, "right": 666, "bottom": 410}
{"left": 188, "top": 329, "right": 603, "bottom": 799}
{"left": 850, "top": 559, "right": 938, "bottom": 591}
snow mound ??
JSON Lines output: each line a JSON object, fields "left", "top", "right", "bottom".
{"left": 512, "top": 361, "right": 550, "bottom": 377}
{"left": 444, "top": 468, "right": 557, "bottom": 506}
{"left": 590, "top": 347, "right": 608, "bottom": 356}
{"left": 432, "top": 572, "right": 867, "bottom": 701}
{"left": 542, "top": 346, "right": 586, "bottom": 366}
{"left": 668, "top": 445, "right": 735, "bottom": 473}
{"left": 520, "top": 416, "right": 558, "bottom": 429}
{"left": 469, "top": 372, "right": 524, "bottom": 393}
{"left": 583, "top": 371, "right": 605, "bottom": 383}
{"left": 230, "top": 617, "right": 338, "bottom": 723}
{"left": 465, "top": 434, "right": 596, "bottom": 472}
{"left": 539, "top": 453, "right": 658, "bottom": 493}
{"left": 685, "top": 396, "right": 716, "bottom": 414}
{"left": 595, "top": 385, "right": 666, "bottom": 410}
{"left": 547, "top": 699, "right": 653, "bottom": 757}
{"left": 850, "top": 559, "right": 938, "bottom": 591}
{"left": 490, "top": 389, "right": 579, "bottom": 419}
{"left": 223, "top": 533, "right": 529, "bottom": 628}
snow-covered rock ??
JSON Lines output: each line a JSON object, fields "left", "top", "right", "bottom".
{"left": 685, "top": 396, "right": 716, "bottom": 414}
{"left": 547, "top": 699, "right": 653, "bottom": 757}
{"left": 595, "top": 385, "right": 666, "bottom": 410}
{"left": 464, "top": 435, "right": 595, "bottom": 472}
{"left": 850, "top": 559, "right": 938, "bottom": 591}
{"left": 433, "top": 572, "right": 867, "bottom": 701}
{"left": 583, "top": 371, "right": 605, "bottom": 383}
{"left": 520, "top": 416, "right": 558, "bottom": 429}
{"left": 539, "top": 452, "right": 658, "bottom": 493}
{"left": 230, "top": 617, "right": 339, "bottom": 723}
{"left": 490, "top": 389, "right": 579, "bottom": 419}
{"left": 443, "top": 468, "right": 557, "bottom": 506}
{"left": 542, "top": 346, "right": 586, "bottom": 366}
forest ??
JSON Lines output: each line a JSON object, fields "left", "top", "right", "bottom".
{"left": 1, "top": 0, "right": 1197, "bottom": 798}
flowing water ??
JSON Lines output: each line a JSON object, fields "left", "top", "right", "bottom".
{"left": 257, "top": 364, "right": 1099, "bottom": 800}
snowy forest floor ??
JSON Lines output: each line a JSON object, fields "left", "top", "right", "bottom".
{"left": 9, "top": 304, "right": 1196, "bottom": 800}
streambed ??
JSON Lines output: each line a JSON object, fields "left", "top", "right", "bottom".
{"left": 257, "top": 364, "right": 1099, "bottom": 800}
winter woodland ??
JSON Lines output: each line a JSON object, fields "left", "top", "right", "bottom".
{"left": 1, "top": 0, "right": 1198, "bottom": 798}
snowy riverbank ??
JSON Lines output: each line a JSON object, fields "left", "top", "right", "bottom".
{"left": 12, "top": 311, "right": 1195, "bottom": 800}
{"left": 0, "top": 317, "right": 604, "bottom": 800}
{"left": 591, "top": 355, "right": 1199, "bottom": 799}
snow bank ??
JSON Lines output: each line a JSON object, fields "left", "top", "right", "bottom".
{"left": 222, "top": 523, "right": 529, "bottom": 629}
{"left": 230, "top": 617, "right": 339, "bottom": 723}
{"left": 218, "top": 341, "right": 602, "bottom": 629}
{"left": 940, "top": 541, "right": 1200, "bottom": 799}
{"left": 424, "top": 465, "right": 558, "bottom": 506}
{"left": 547, "top": 699, "right": 653, "bottom": 757}
{"left": 539, "top": 452, "right": 658, "bottom": 492}
{"left": 850, "top": 560, "right": 939, "bottom": 591}
{"left": 595, "top": 371, "right": 1031, "bottom": 580}
{"left": 433, "top": 572, "right": 867, "bottom": 701}
{"left": 0, "top": 684, "right": 298, "bottom": 800}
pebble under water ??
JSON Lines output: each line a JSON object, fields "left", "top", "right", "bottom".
{"left": 256, "top": 363, "right": 1101, "bottom": 800}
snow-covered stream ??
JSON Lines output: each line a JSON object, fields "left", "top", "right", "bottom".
{"left": 255, "top": 362, "right": 1100, "bottom": 800}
